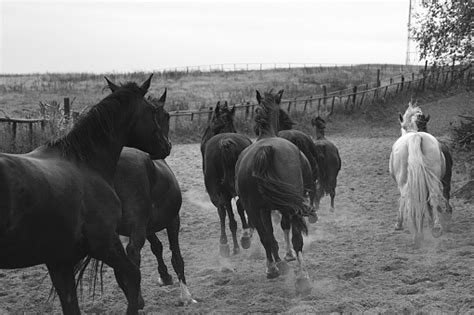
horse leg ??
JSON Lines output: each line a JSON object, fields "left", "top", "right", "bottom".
{"left": 216, "top": 203, "right": 230, "bottom": 257}
{"left": 126, "top": 226, "right": 146, "bottom": 309}
{"left": 430, "top": 197, "right": 444, "bottom": 238}
{"left": 90, "top": 235, "right": 141, "bottom": 315}
{"left": 46, "top": 262, "right": 80, "bottom": 315}
{"left": 329, "top": 182, "right": 336, "bottom": 212}
{"left": 260, "top": 210, "right": 288, "bottom": 276}
{"left": 395, "top": 197, "right": 404, "bottom": 231}
{"left": 223, "top": 198, "right": 240, "bottom": 255}
{"left": 250, "top": 211, "right": 278, "bottom": 279}
{"left": 147, "top": 233, "right": 173, "bottom": 286}
{"left": 291, "top": 222, "right": 312, "bottom": 295}
{"left": 280, "top": 214, "right": 296, "bottom": 262}
{"left": 166, "top": 216, "right": 197, "bottom": 306}
{"left": 236, "top": 198, "right": 252, "bottom": 249}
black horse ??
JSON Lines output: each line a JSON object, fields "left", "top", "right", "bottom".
{"left": 276, "top": 109, "right": 320, "bottom": 260}
{"left": 236, "top": 90, "right": 314, "bottom": 294}
{"left": 311, "top": 115, "right": 342, "bottom": 212}
{"left": 201, "top": 101, "right": 253, "bottom": 256}
{"left": 414, "top": 113, "right": 453, "bottom": 214}
{"left": 0, "top": 74, "right": 171, "bottom": 314}
{"left": 114, "top": 91, "right": 196, "bottom": 307}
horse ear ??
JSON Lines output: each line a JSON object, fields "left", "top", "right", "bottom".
{"left": 139, "top": 74, "right": 154, "bottom": 96}
{"left": 214, "top": 104, "right": 220, "bottom": 114}
{"left": 256, "top": 90, "right": 262, "bottom": 104}
{"left": 399, "top": 113, "right": 403, "bottom": 123}
{"left": 276, "top": 90, "right": 284, "bottom": 104}
{"left": 104, "top": 76, "right": 119, "bottom": 92}
{"left": 157, "top": 88, "right": 167, "bottom": 105}
{"left": 425, "top": 114, "right": 430, "bottom": 122}
{"left": 230, "top": 105, "right": 236, "bottom": 116}
{"left": 311, "top": 117, "right": 317, "bottom": 126}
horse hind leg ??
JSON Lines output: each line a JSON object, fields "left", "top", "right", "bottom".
{"left": 260, "top": 210, "right": 288, "bottom": 276}
{"left": 166, "top": 216, "right": 197, "bottom": 306}
{"left": 281, "top": 214, "right": 296, "bottom": 262}
{"left": 251, "top": 211, "right": 279, "bottom": 279}
{"left": 395, "top": 196, "right": 404, "bottom": 231}
{"left": 236, "top": 198, "right": 252, "bottom": 249}
{"left": 147, "top": 233, "right": 173, "bottom": 286}
{"left": 90, "top": 235, "right": 141, "bottom": 314}
{"left": 223, "top": 199, "right": 240, "bottom": 255}
{"left": 46, "top": 262, "right": 80, "bottom": 315}
{"left": 290, "top": 219, "right": 312, "bottom": 295}
{"left": 216, "top": 202, "right": 230, "bottom": 257}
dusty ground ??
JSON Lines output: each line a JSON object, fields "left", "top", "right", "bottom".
{"left": 0, "top": 92, "right": 472, "bottom": 314}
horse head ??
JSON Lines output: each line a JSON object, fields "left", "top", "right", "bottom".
{"left": 105, "top": 74, "right": 171, "bottom": 159}
{"left": 209, "top": 101, "right": 237, "bottom": 134}
{"left": 399, "top": 101, "right": 423, "bottom": 135}
{"left": 254, "top": 89, "right": 284, "bottom": 138}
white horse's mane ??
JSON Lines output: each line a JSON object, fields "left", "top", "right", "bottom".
{"left": 400, "top": 101, "right": 423, "bottom": 134}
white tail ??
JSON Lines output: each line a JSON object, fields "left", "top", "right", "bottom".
{"left": 404, "top": 134, "right": 445, "bottom": 238}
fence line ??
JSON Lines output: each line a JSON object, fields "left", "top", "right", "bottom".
{"left": 1, "top": 62, "right": 471, "bottom": 147}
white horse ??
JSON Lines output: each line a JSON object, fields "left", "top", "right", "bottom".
{"left": 389, "top": 102, "right": 449, "bottom": 246}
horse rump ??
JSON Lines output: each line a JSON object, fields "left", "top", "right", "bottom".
{"left": 251, "top": 145, "right": 308, "bottom": 235}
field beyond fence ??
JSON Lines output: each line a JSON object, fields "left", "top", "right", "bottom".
{"left": 0, "top": 62, "right": 471, "bottom": 152}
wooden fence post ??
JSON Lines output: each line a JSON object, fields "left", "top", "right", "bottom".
{"left": 208, "top": 107, "right": 213, "bottom": 122}
{"left": 352, "top": 86, "right": 357, "bottom": 110}
{"left": 245, "top": 104, "right": 250, "bottom": 120}
{"left": 29, "top": 122, "right": 34, "bottom": 147}
{"left": 63, "top": 97, "right": 70, "bottom": 122}
{"left": 400, "top": 75, "right": 405, "bottom": 91}
{"left": 287, "top": 101, "right": 291, "bottom": 113}
{"left": 376, "top": 69, "right": 381, "bottom": 87}
{"left": 11, "top": 122, "right": 17, "bottom": 147}
{"left": 322, "top": 85, "right": 327, "bottom": 110}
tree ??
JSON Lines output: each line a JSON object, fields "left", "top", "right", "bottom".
{"left": 411, "top": 0, "right": 472, "bottom": 64}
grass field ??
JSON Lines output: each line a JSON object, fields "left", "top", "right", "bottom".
{"left": 0, "top": 64, "right": 421, "bottom": 117}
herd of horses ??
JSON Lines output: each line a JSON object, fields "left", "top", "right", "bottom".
{"left": 0, "top": 75, "right": 453, "bottom": 314}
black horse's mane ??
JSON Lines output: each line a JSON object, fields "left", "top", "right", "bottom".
{"left": 48, "top": 82, "right": 141, "bottom": 161}
{"left": 278, "top": 109, "right": 295, "bottom": 131}
{"left": 254, "top": 91, "right": 280, "bottom": 136}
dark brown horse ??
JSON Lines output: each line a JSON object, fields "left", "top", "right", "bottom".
{"left": 235, "top": 90, "right": 314, "bottom": 294}
{"left": 414, "top": 113, "right": 453, "bottom": 214}
{"left": 311, "top": 114, "right": 341, "bottom": 212}
{"left": 0, "top": 74, "right": 171, "bottom": 314}
{"left": 114, "top": 91, "right": 195, "bottom": 306}
{"left": 201, "top": 102, "right": 252, "bottom": 256}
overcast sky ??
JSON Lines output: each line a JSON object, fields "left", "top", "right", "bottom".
{"left": 1, "top": 0, "right": 412, "bottom": 74}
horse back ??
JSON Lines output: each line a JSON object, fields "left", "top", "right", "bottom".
{"left": 278, "top": 130, "right": 320, "bottom": 182}
{"left": 203, "top": 133, "right": 252, "bottom": 196}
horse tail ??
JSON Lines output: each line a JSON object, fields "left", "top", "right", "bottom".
{"left": 73, "top": 256, "right": 105, "bottom": 299}
{"left": 251, "top": 145, "right": 308, "bottom": 235}
{"left": 218, "top": 138, "right": 240, "bottom": 191}
{"left": 405, "top": 134, "right": 445, "bottom": 234}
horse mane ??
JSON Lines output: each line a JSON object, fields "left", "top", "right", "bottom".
{"left": 401, "top": 103, "right": 423, "bottom": 133}
{"left": 47, "top": 82, "right": 140, "bottom": 161}
{"left": 254, "top": 91, "right": 280, "bottom": 136}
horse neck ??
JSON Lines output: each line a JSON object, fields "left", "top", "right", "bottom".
{"left": 50, "top": 99, "right": 134, "bottom": 181}
{"left": 315, "top": 127, "right": 325, "bottom": 140}
{"left": 258, "top": 112, "right": 279, "bottom": 139}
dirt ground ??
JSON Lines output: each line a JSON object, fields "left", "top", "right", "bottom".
{"left": 0, "top": 92, "right": 472, "bottom": 314}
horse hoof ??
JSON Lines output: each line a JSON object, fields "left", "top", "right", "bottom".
{"left": 329, "top": 207, "right": 335, "bottom": 213}
{"left": 308, "top": 213, "right": 318, "bottom": 224}
{"left": 276, "top": 260, "right": 289, "bottom": 275}
{"left": 233, "top": 246, "right": 240, "bottom": 255}
{"left": 138, "top": 292, "right": 145, "bottom": 310}
{"left": 240, "top": 236, "right": 251, "bottom": 249}
{"left": 266, "top": 265, "right": 280, "bottom": 279}
{"left": 432, "top": 226, "right": 443, "bottom": 238}
{"left": 220, "top": 244, "right": 230, "bottom": 257}
{"left": 284, "top": 250, "right": 297, "bottom": 262}
{"left": 295, "top": 276, "right": 312, "bottom": 295}
{"left": 158, "top": 274, "right": 173, "bottom": 286}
